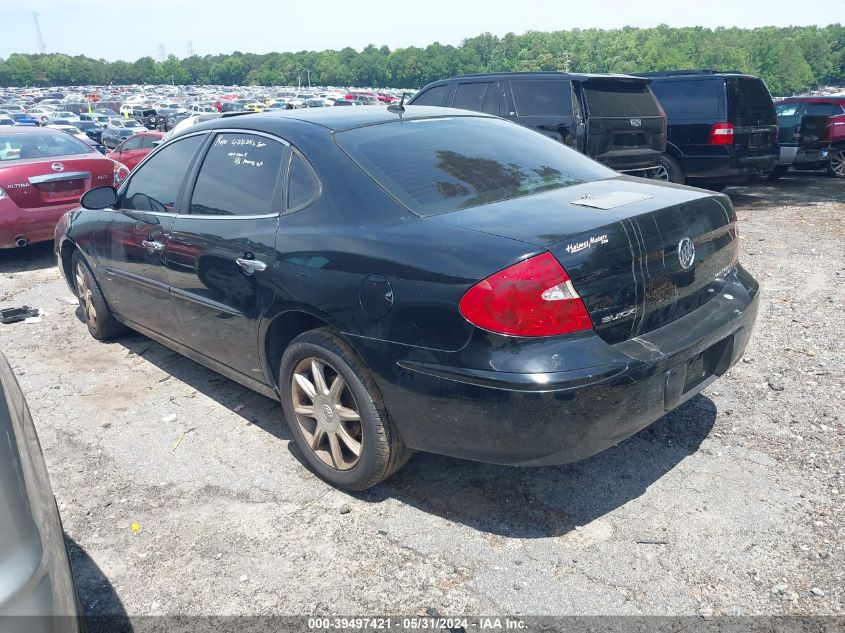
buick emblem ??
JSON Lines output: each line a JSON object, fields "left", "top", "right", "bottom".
{"left": 51, "top": 162, "right": 64, "bottom": 172}
{"left": 677, "top": 237, "right": 695, "bottom": 270}
{"left": 630, "top": 118, "right": 642, "bottom": 127}
{"left": 322, "top": 404, "right": 334, "bottom": 421}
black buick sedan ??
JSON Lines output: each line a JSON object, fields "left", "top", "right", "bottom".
{"left": 55, "top": 106, "right": 759, "bottom": 490}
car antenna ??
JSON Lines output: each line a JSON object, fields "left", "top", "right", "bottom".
{"left": 387, "top": 92, "right": 407, "bottom": 116}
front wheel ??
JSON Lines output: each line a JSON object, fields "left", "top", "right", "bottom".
{"left": 827, "top": 148, "right": 845, "bottom": 178}
{"left": 279, "top": 328, "right": 411, "bottom": 490}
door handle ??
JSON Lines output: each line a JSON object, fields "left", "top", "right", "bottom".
{"left": 141, "top": 239, "right": 164, "bottom": 253}
{"left": 235, "top": 257, "right": 267, "bottom": 275}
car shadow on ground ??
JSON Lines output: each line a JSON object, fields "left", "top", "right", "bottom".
{"left": 356, "top": 395, "right": 718, "bottom": 538}
{"left": 0, "top": 241, "right": 56, "bottom": 274}
{"left": 107, "top": 331, "right": 288, "bottom": 441}
{"left": 66, "top": 536, "right": 132, "bottom": 633}
{"left": 96, "top": 327, "right": 717, "bottom": 540}
{"left": 725, "top": 171, "right": 841, "bottom": 209}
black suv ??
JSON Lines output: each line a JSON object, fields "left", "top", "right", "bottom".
{"left": 131, "top": 107, "right": 164, "bottom": 130}
{"left": 635, "top": 70, "right": 779, "bottom": 187}
{"left": 409, "top": 72, "right": 668, "bottom": 178}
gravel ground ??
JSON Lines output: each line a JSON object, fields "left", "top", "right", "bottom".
{"left": 0, "top": 172, "right": 842, "bottom": 621}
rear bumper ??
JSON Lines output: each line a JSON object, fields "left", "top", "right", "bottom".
{"left": 597, "top": 149, "right": 663, "bottom": 172}
{"left": 679, "top": 152, "right": 778, "bottom": 183}
{"left": 794, "top": 145, "right": 831, "bottom": 166}
{"left": 352, "top": 266, "right": 759, "bottom": 466}
{"left": 0, "top": 198, "right": 77, "bottom": 248}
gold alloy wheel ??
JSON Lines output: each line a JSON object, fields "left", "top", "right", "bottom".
{"left": 291, "top": 357, "right": 363, "bottom": 471}
{"left": 74, "top": 262, "right": 97, "bottom": 328}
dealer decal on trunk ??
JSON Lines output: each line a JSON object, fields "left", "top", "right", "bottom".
{"left": 565, "top": 234, "right": 609, "bottom": 254}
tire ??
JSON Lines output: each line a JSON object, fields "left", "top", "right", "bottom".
{"left": 655, "top": 154, "right": 685, "bottom": 184}
{"left": 764, "top": 165, "right": 790, "bottom": 181}
{"left": 71, "top": 251, "right": 125, "bottom": 340}
{"left": 827, "top": 147, "right": 845, "bottom": 178}
{"left": 279, "top": 327, "right": 411, "bottom": 490}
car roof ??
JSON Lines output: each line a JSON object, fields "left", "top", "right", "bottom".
{"left": 635, "top": 70, "right": 756, "bottom": 80}
{"left": 778, "top": 96, "right": 845, "bottom": 104}
{"left": 0, "top": 125, "right": 68, "bottom": 135}
{"left": 192, "top": 105, "right": 493, "bottom": 134}
{"left": 445, "top": 71, "right": 648, "bottom": 82}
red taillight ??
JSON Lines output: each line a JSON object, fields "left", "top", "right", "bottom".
{"left": 708, "top": 122, "right": 735, "bottom": 145}
{"left": 458, "top": 252, "right": 593, "bottom": 337}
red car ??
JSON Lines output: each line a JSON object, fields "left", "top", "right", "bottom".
{"left": 0, "top": 126, "right": 127, "bottom": 248}
{"left": 774, "top": 96, "right": 845, "bottom": 178}
{"left": 106, "top": 132, "right": 164, "bottom": 171}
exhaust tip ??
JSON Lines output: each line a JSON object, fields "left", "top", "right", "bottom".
{"left": 14, "top": 237, "right": 28, "bottom": 248}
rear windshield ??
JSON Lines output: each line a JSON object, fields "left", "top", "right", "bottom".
{"left": 726, "top": 77, "right": 776, "bottom": 126}
{"left": 651, "top": 79, "right": 721, "bottom": 119}
{"left": 803, "top": 103, "right": 844, "bottom": 117}
{"left": 582, "top": 81, "right": 661, "bottom": 117}
{"left": 0, "top": 131, "right": 94, "bottom": 161}
{"left": 335, "top": 116, "right": 612, "bottom": 216}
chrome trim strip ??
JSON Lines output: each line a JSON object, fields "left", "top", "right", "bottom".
{"left": 29, "top": 171, "right": 91, "bottom": 184}
{"left": 169, "top": 286, "right": 244, "bottom": 317}
{"left": 101, "top": 266, "right": 169, "bottom": 293}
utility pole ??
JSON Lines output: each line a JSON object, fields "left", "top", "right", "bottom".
{"left": 187, "top": 41, "right": 195, "bottom": 57}
{"left": 32, "top": 12, "right": 46, "bottom": 54}
{"left": 157, "top": 44, "right": 166, "bottom": 63}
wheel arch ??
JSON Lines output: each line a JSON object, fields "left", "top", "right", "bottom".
{"left": 261, "top": 309, "right": 340, "bottom": 390}
{"left": 58, "top": 238, "right": 81, "bottom": 292}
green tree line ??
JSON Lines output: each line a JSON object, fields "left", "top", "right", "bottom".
{"left": 1, "top": 24, "right": 842, "bottom": 95}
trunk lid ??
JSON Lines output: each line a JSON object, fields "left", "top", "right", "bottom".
{"left": 0, "top": 154, "right": 113, "bottom": 209}
{"left": 798, "top": 114, "right": 831, "bottom": 145}
{"left": 435, "top": 177, "right": 737, "bottom": 344}
{"left": 579, "top": 78, "right": 666, "bottom": 170}
{"left": 726, "top": 76, "right": 779, "bottom": 156}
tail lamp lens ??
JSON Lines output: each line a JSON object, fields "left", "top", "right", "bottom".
{"left": 709, "top": 122, "right": 735, "bottom": 145}
{"left": 458, "top": 252, "right": 593, "bottom": 337}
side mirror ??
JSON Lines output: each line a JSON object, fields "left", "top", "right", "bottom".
{"left": 81, "top": 186, "right": 118, "bottom": 210}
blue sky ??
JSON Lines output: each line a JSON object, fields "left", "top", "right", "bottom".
{"left": 3, "top": 0, "right": 843, "bottom": 61}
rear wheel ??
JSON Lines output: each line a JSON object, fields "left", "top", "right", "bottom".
{"left": 827, "top": 148, "right": 845, "bottom": 178}
{"left": 280, "top": 328, "right": 411, "bottom": 490}
{"left": 71, "top": 251, "right": 125, "bottom": 340}
{"left": 654, "top": 154, "right": 685, "bottom": 184}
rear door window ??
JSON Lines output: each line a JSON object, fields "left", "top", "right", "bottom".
{"left": 188, "top": 132, "right": 289, "bottom": 216}
{"left": 726, "top": 77, "right": 776, "bottom": 126}
{"left": 582, "top": 81, "right": 661, "bottom": 117}
{"left": 510, "top": 79, "right": 572, "bottom": 116}
{"left": 453, "top": 83, "right": 494, "bottom": 113}
{"left": 651, "top": 79, "right": 721, "bottom": 119}
{"left": 287, "top": 151, "right": 320, "bottom": 212}
{"left": 411, "top": 85, "right": 452, "bottom": 107}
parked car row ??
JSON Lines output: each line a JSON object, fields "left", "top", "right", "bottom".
{"left": 409, "top": 69, "right": 844, "bottom": 184}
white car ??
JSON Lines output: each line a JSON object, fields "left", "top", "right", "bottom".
{"left": 47, "top": 124, "right": 91, "bottom": 142}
